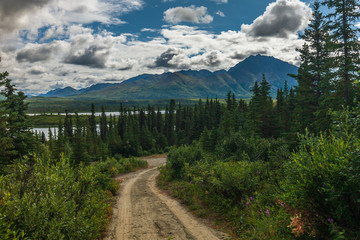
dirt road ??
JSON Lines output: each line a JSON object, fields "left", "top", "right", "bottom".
{"left": 105, "top": 156, "right": 228, "bottom": 240}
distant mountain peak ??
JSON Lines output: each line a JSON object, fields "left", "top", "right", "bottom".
{"left": 37, "top": 55, "right": 298, "bottom": 100}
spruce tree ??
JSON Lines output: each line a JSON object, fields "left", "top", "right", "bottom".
{"left": 0, "top": 71, "right": 34, "bottom": 159}
{"left": 259, "top": 74, "right": 275, "bottom": 138}
{"left": 0, "top": 100, "right": 15, "bottom": 165}
{"left": 89, "top": 103, "right": 97, "bottom": 136}
{"left": 293, "top": 1, "right": 332, "bottom": 132}
{"left": 323, "top": 0, "right": 360, "bottom": 107}
{"left": 100, "top": 106, "right": 107, "bottom": 140}
{"left": 247, "top": 81, "right": 262, "bottom": 136}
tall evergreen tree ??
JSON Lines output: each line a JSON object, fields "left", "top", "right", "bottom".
{"left": 259, "top": 74, "right": 275, "bottom": 138}
{"left": 71, "top": 113, "right": 89, "bottom": 164}
{"left": 89, "top": 104, "right": 97, "bottom": 136}
{"left": 323, "top": 0, "right": 360, "bottom": 107}
{"left": 0, "top": 98, "right": 15, "bottom": 165}
{"left": 100, "top": 106, "right": 107, "bottom": 140}
{"left": 293, "top": 1, "right": 332, "bottom": 132}
{"left": 167, "top": 99, "right": 176, "bottom": 145}
{"left": 0, "top": 71, "right": 34, "bottom": 159}
{"left": 247, "top": 81, "right": 262, "bottom": 136}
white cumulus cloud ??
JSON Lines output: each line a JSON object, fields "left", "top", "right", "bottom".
{"left": 241, "top": 0, "right": 312, "bottom": 38}
{"left": 163, "top": 6, "right": 214, "bottom": 24}
{"left": 210, "top": 0, "right": 228, "bottom": 4}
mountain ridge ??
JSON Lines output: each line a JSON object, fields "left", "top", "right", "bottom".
{"left": 37, "top": 55, "right": 298, "bottom": 99}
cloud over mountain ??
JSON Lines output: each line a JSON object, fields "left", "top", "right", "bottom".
{"left": 0, "top": 0, "right": 313, "bottom": 95}
{"left": 16, "top": 42, "right": 64, "bottom": 63}
{"left": 64, "top": 45, "right": 110, "bottom": 68}
{"left": 0, "top": 0, "right": 144, "bottom": 41}
{"left": 241, "top": 0, "right": 311, "bottom": 38}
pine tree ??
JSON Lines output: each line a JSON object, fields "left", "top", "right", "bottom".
{"left": 247, "top": 81, "right": 262, "bottom": 136}
{"left": 100, "top": 106, "right": 107, "bottom": 140}
{"left": 71, "top": 113, "right": 89, "bottom": 165}
{"left": 0, "top": 99, "right": 15, "bottom": 165}
{"left": 0, "top": 71, "right": 35, "bottom": 159}
{"left": 89, "top": 103, "right": 97, "bottom": 136}
{"left": 293, "top": 1, "right": 332, "bottom": 132}
{"left": 323, "top": 0, "right": 360, "bottom": 107}
{"left": 167, "top": 99, "right": 176, "bottom": 145}
{"left": 64, "top": 110, "right": 73, "bottom": 140}
{"left": 259, "top": 74, "right": 275, "bottom": 138}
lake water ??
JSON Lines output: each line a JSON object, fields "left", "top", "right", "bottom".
{"left": 33, "top": 125, "right": 100, "bottom": 139}
{"left": 31, "top": 110, "right": 166, "bottom": 139}
{"left": 33, "top": 127, "right": 59, "bottom": 138}
{"left": 28, "top": 110, "right": 166, "bottom": 117}
{"left": 28, "top": 112, "right": 123, "bottom": 117}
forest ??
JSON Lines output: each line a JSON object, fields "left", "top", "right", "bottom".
{"left": 1, "top": 0, "right": 360, "bottom": 239}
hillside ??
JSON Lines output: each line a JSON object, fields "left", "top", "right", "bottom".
{"left": 227, "top": 55, "right": 298, "bottom": 93}
{"left": 38, "top": 55, "right": 298, "bottom": 100}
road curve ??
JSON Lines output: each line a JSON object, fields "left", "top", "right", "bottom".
{"left": 104, "top": 157, "right": 228, "bottom": 240}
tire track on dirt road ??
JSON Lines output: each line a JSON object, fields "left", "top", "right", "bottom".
{"left": 105, "top": 157, "right": 228, "bottom": 240}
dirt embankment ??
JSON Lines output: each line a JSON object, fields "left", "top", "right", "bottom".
{"left": 104, "top": 156, "right": 228, "bottom": 240}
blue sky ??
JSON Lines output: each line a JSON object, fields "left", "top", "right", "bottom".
{"left": 0, "top": 0, "right": 321, "bottom": 94}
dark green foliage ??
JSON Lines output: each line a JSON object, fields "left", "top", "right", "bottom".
{"left": 160, "top": 137, "right": 293, "bottom": 239}
{"left": 323, "top": 0, "right": 360, "bottom": 107}
{"left": 92, "top": 156, "right": 147, "bottom": 195}
{"left": 282, "top": 129, "right": 360, "bottom": 238}
{"left": 292, "top": 1, "right": 333, "bottom": 134}
{"left": 1, "top": 1, "right": 360, "bottom": 237}
{"left": 166, "top": 144, "right": 203, "bottom": 180}
{"left": 0, "top": 156, "right": 111, "bottom": 240}
{"left": 0, "top": 71, "right": 35, "bottom": 164}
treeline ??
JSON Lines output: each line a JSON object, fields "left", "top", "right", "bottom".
{"left": 1, "top": 0, "right": 360, "bottom": 238}
{"left": 159, "top": 1, "right": 360, "bottom": 239}
{"left": 0, "top": 69, "right": 148, "bottom": 239}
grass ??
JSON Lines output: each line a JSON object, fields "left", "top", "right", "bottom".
{"left": 157, "top": 171, "right": 234, "bottom": 238}
{"left": 26, "top": 97, "right": 199, "bottom": 113}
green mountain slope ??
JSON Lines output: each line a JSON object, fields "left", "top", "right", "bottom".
{"left": 38, "top": 55, "right": 299, "bottom": 100}
{"left": 228, "top": 55, "right": 298, "bottom": 95}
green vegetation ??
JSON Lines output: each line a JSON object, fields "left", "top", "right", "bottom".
{"left": 0, "top": 65, "right": 148, "bottom": 239}
{"left": 157, "top": 1, "right": 360, "bottom": 238}
{"left": 26, "top": 97, "right": 197, "bottom": 114}
{"left": 1, "top": 1, "right": 360, "bottom": 239}
{"left": 0, "top": 155, "right": 147, "bottom": 240}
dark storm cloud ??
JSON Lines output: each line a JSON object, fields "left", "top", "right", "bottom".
{"left": 231, "top": 50, "right": 268, "bottom": 60}
{"left": 64, "top": 45, "right": 110, "bottom": 68}
{"left": 241, "top": 0, "right": 312, "bottom": 38}
{"left": 206, "top": 51, "right": 221, "bottom": 67}
{"left": 118, "top": 65, "right": 133, "bottom": 71}
{"left": 28, "top": 69, "right": 44, "bottom": 75}
{"left": 0, "top": 0, "right": 51, "bottom": 35}
{"left": 16, "top": 43, "right": 59, "bottom": 63}
{"left": 149, "top": 48, "right": 190, "bottom": 69}
{"left": 152, "top": 48, "right": 179, "bottom": 68}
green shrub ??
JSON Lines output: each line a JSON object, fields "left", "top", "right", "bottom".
{"left": 166, "top": 144, "right": 203, "bottom": 180}
{"left": 0, "top": 193, "right": 26, "bottom": 240}
{"left": 109, "top": 179, "right": 121, "bottom": 196}
{"left": 282, "top": 133, "right": 360, "bottom": 238}
{"left": 0, "top": 156, "right": 111, "bottom": 240}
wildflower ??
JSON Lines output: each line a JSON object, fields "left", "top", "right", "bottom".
{"left": 246, "top": 202, "right": 250, "bottom": 207}
{"left": 249, "top": 197, "right": 253, "bottom": 201}
{"left": 327, "top": 218, "right": 333, "bottom": 222}
{"left": 265, "top": 209, "right": 270, "bottom": 216}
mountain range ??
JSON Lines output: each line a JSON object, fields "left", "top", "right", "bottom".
{"left": 37, "top": 55, "right": 298, "bottom": 100}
